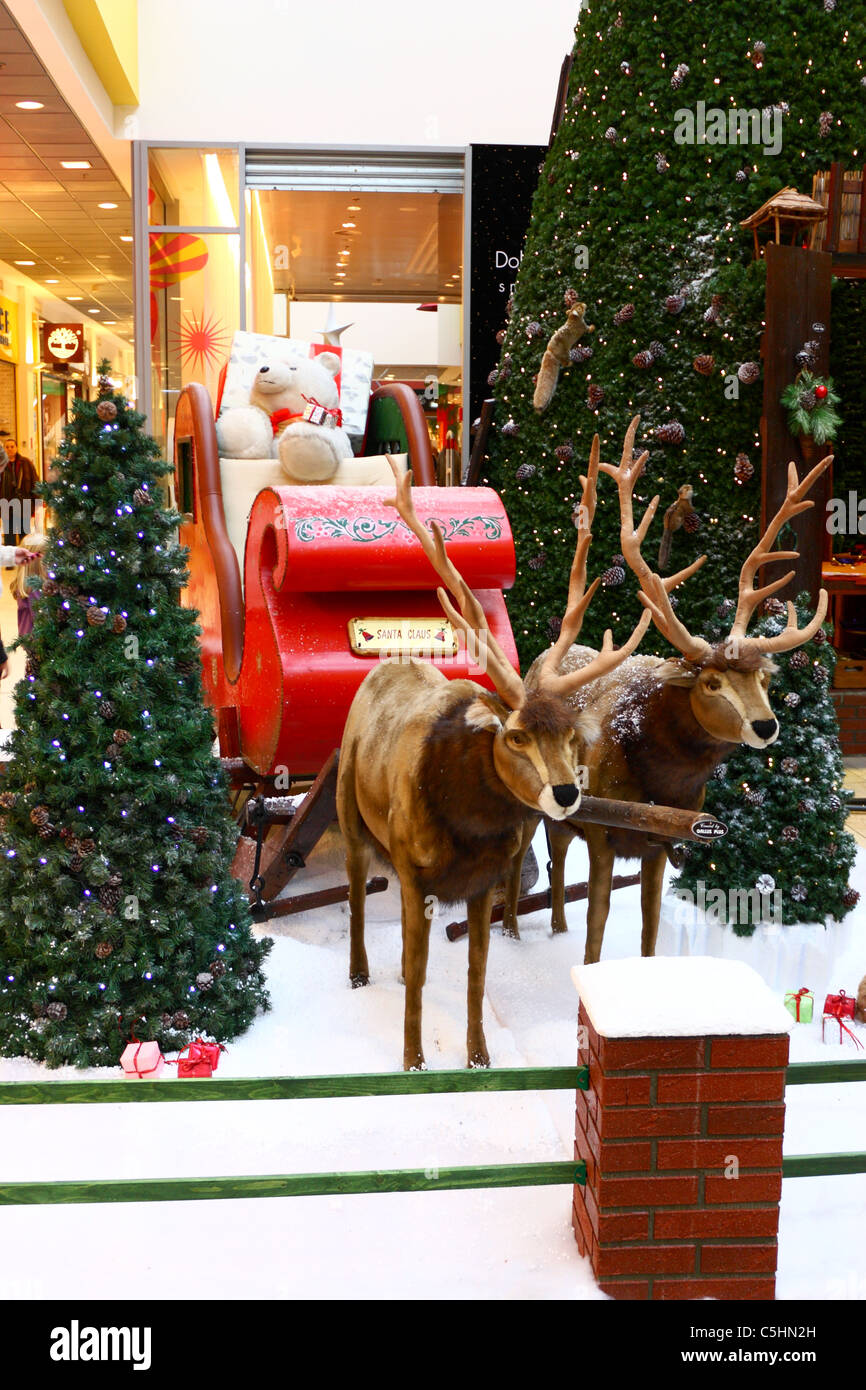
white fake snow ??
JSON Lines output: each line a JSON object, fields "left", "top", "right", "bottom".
{"left": 0, "top": 823, "right": 864, "bottom": 1302}
{"left": 572, "top": 957, "right": 794, "bottom": 1039}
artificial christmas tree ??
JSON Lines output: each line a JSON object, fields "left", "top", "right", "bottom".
{"left": 0, "top": 367, "right": 270, "bottom": 1067}
{"left": 484, "top": 0, "right": 866, "bottom": 665}
{"left": 672, "top": 596, "right": 858, "bottom": 931}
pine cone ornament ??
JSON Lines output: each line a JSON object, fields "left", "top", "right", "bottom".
{"left": 781, "top": 825, "right": 799, "bottom": 842}
{"left": 211, "top": 959, "right": 227, "bottom": 979}
{"left": 798, "top": 798, "right": 816, "bottom": 814}
{"left": 515, "top": 463, "right": 536, "bottom": 482}
{"left": 45, "top": 1002, "right": 67, "bottom": 1022}
{"left": 655, "top": 154, "right": 670, "bottom": 173}
{"left": 554, "top": 442, "right": 574, "bottom": 464}
{"left": 819, "top": 111, "right": 833, "bottom": 137}
{"left": 604, "top": 126, "right": 618, "bottom": 143}
{"left": 569, "top": 344, "right": 593, "bottom": 364}
{"left": 195, "top": 971, "right": 214, "bottom": 992}
{"left": 87, "top": 605, "right": 108, "bottom": 627}
{"left": 745, "top": 789, "right": 765, "bottom": 806}
{"left": 113, "top": 729, "right": 131, "bottom": 746}
{"left": 500, "top": 419, "right": 519, "bottom": 438}
{"left": 564, "top": 288, "right": 580, "bottom": 308}
{"left": 789, "top": 650, "right": 808, "bottom": 670}
{"left": 25, "top": 658, "right": 39, "bottom": 678}
{"left": 37, "top": 823, "right": 56, "bottom": 840}
{"left": 734, "top": 454, "right": 755, "bottom": 484}
{"left": 612, "top": 303, "right": 634, "bottom": 326}
{"left": 525, "top": 321, "right": 543, "bottom": 340}
{"left": 703, "top": 303, "right": 721, "bottom": 325}
{"left": 587, "top": 384, "right": 605, "bottom": 409}
{"left": 781, "top": 757, "right": 799, "bottom": 774}
{"left": 76, "top": 594, "right": 92, "bottom": 610}
{"left": 486, "top": 369, "right": 499, "bottom": 387}
{"left": 735, "top": 170, "right": 748, "bottom": 183}
{"left": 98, "top": 700, "right": 115, "bottom": 719}
{"left": 172, "top": 1011, "right": 191, "bottom": 1030}
{"left": 78, "top": 838, "right": 96, "bottom": 856}
{"left": 620, "top": 60, "right": 632, "bottom": 75}
{"left": 95, "top": 942, "right": 113, "bottom": 960}
{"left": 30, "top": 806, "right": 50, "bottom": 826}
{"left": 712, "top": 763, "right": 728, "bottom": 780}
{"left": 98, "top": 883, "right": 121, "bottom": 911}
{"left": 190, "top": 826, "right": 209, "bottom": 848}
{"left": 682, "top": 510, "right": 701, "bottom": 534}
{"left": 670, "top": 62, "right": 689, "bottom": 88}
{"left": 68, "top": 854, "right": 85, "bottom": 873}
{"left": 96, "top": 400, "right": 118, "bottom": 422}
{"left": 59, "top": 584, "right": 76, "bottom": 598}
{"left": 737, "top": 362, "right": 761, "bottom": 385}
{"left": 763, "top": 597, "right": 786, "bottom": 616}
{"left": 105, "top": 743, "right": 120, "bottom": 761}
{"left": 813, "top": 628, "right": 828, "bottom": 646}
{"left": 654, "top": 421, "right": 685, "bottom": 444}
{"left": 750, "top": 40, "right": 766, "bottom": 67}
{"left": 633, "top": 350, "right": 654, "bottom": 369}
{"left": 67, "top": 529, "right": 83, "bottom": 547}
{"left": 547, "top": 616, "right": 563, "bottom": 640}
{"left": 843, "top": 888, "right": 860, "bottom": 908}
{"left": 693, "top": 354, "right": 715, "bottom": 375}
{"left": 42, "top": 578, "right": 57, "bottom": 596}
{"left": 0, "top": 792, "right": 16, "bottom": 810}
{"left": 784, "top": 691, "right": 801, "bottom": 708}
{"left": 648, "top": 340, "right": 666, "bottom": 360}
{"left": 528, "top": 553, "right": 546, "bottom": 571}
{"left": 112, "top": 615, "right": 127, "bottom": 634}
{"left": 601, "top": 565, "right": 626, "bottom": 588}
{"left": 97, "top": 373, "right": 113, "bottom": 396}
{"left": 716, "top": 599, "right": 735, "bottom": 618}
{"left": 813, "top": 664, "right": 829, "bottom": 684}
{"left": 791, "top": 881, "right": 808, "bottom": 903}
{"left": 664, "top": 294, "right": 686, "bottom": 315}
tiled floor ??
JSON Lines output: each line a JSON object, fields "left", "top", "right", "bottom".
{"left": 843, "top": 759, "right": 866, "bottom": 849}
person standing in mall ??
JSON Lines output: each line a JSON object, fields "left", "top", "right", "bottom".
{"left": 0, "top": 537, "right": 38, "bottom": 681}
{"left": 3, "top": 438, "right": 38, "bottom": 544}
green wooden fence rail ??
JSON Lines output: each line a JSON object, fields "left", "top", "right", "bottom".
{"left": 782, "top": 1153, "right": 866, "bottom": 1179}
{"left": 785, "top": 1060, "right": 866, "bottom": 1086}
{"left": 0, "top": 1161, "right": 586, "bottom": 1208}
{"left": 0, "top": 1065, "right": 588, "bottom": 1106}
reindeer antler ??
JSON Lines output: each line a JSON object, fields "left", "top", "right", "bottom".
{"left": 598, "top": 415, "right": 711, "bottom": 665}
{"left": 728, "top": 456, "right": 832, "bottom": 653}
{"left": 535, "top": 432, "right": 653, "bottom": 698}
{"left": 385, "top": 461, "right": 526, "bottom": 709}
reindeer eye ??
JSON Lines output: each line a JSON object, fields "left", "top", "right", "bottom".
{"left": 705, "top": 676, "right": 722, "bottom": 692}
{"left": 507, "top": 731, "right": 529, "bottom": 749}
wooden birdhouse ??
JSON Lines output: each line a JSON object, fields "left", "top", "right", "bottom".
{"left": 740, "top": 187, "right": 828, "bottom": 259}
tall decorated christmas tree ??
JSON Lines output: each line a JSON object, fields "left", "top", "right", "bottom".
{"left": 484, "top": 0, "right": 866, "bottom": 664}
{"left": 0, "top": 367, "right": 270, "bottom": 1067}
{"left": 673, "top": 597, "right": 858, "bottom": 929}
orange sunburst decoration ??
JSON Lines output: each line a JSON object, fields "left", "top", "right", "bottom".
{"left": 172, "top": 311, "right": 229, "bottom": 375}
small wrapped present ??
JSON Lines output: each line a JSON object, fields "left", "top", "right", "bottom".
{"left": 785, "top": 988, "right": 813, "bottom": 1023}
{"left": 120, "top": 1039, "right": 166, "bottom": 1079}
{"left": 176, "top": 1038, "right": 224, "bottom": 1079}
{"left": 824, "top": 990, "right": 855, "bottom": 1020}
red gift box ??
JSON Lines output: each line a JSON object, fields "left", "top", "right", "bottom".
{"left": 824, "top": 990, "right": 855, "bottom": 1020}
{"left": 176, "top": 1039, "right": 224, "bottom": 1078}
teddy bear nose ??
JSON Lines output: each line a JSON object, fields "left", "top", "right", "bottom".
{"left": 259, "top": 366, "right": 269, "bottom": 374}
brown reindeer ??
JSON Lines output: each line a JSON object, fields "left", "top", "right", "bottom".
{"left": 506, "top": 415, "right": 831, "bottom": 964}
{"left": 336, "top": 454, "right": 651, "bottom": 1069}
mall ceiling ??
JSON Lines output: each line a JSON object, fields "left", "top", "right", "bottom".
{"left": 0, "top": 3, "right": 134, "bottom": 340}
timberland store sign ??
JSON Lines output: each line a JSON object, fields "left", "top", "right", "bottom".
{"left": 42, "top": 323, "right": 85, "bottom": 367}
{"left": 0, "top": 295, "right": 18, "bottom": 364}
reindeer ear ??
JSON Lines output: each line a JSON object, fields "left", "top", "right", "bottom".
{"left": 655, "top": 658, "right": 700, "bottom": 687}
{"left": 575, "top": 710, "right": 602, "bottom": 745}
{"left": 465, "top": 694, "right": 508, "bottom": 732}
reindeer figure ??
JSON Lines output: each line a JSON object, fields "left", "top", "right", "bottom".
{"left": 337, "top": 454, "right": 651, "bottom": 1070}
{"left": 507, "top": 415, "right": 831, "bottom": 964}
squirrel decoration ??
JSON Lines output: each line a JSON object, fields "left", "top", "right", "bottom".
{"left": 533, "top": 303, "right": 595, "bottom": 412}
{"left": 657, "top": 483, "right": 699, "bottom": 571}
{"left": 856, "top": 973, "right": 866, "bottom": 1025}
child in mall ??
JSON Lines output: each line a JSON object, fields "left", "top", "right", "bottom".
{"left": 8, "top": 533, "right": 46, "bottom": 638}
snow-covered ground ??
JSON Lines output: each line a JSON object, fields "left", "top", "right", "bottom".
{"left": 1, "top": 824, "right": 865, "bottom": 1302}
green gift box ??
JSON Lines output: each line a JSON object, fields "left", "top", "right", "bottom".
{"left": 785, "top": 988, "right": 814, "bottom": 1023}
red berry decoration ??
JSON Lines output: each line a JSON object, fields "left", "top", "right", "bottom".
{"left": 815, "top": 383, "right": 828, "bottom": 400}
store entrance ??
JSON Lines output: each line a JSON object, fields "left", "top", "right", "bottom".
{"left": 40, "top": 374, "right": 82, "bottom": 474}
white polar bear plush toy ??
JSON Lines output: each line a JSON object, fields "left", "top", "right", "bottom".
{"left": 215, "top": 352, "right": 353, "bottom": 483}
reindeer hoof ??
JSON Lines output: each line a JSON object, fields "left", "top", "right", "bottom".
{"left": 404, "top": 1055, "right": 427, "bottom": 1072}
{"left": 468, "top": 1052, "right": 491, "bottom": 1069}
{"left": 501, "top": 924, "right": 521, "bottom": 940}
{"left": 551, "top": 922, "right": 568, "bottom": 935}
{"left": 350, "top": 972, "right": 370, "bottom": 988}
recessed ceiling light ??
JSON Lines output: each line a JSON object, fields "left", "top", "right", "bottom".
{"left": 61, "top": 160, "right": 91, "bottom": 170}
{"left": 45, "top": 278, "right": 59, "bottom": 284}
{"left": 120, "top": 235, "right": 133, "bottom": 242}
{"left": 68, "top": 295, "right": 83, "bottom": 301}
{"left": 98, "top": 202, "right": 118, "bottom": 210}
{"left": 347, "top": 203, "right": 361, "bottom": 212}
{"left": 88, "top": 308, "right": 100, "bottom": 314}
{"left": 16, "top": 100, "right": 44, "bottom": 110}
{"left": 103, "top": 320, "right": 117, "bottom": 325}
{"left": 14, "top": 260, "right": 35, "bottom": 266}
{"left": 341, "top": 221, "right": 356, "bottom": 229}
{"left": 335, "top": 271, "right": 346, "bottom": 278}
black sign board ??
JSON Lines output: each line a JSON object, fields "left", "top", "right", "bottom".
{"left": 467, "top": 143, "right": 544, "bottom": 437}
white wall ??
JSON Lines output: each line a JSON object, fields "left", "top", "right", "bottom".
{"left": 133, "top": 0, "right": 578, "bottom": 147}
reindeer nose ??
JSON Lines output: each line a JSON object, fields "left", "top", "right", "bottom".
{"left": 751, "top": 718, "right": 778, "bottom": 741}
{"left": 552, "top": 784, "right": 580, "bottom": 809}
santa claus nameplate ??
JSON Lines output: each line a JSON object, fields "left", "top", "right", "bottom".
{"left": 348, "top": 617, "right": 458, "bottom": 656}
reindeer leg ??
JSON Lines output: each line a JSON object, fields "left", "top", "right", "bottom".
{"left": 583, "top": 826, "right": 615, "bottom": 964}
{"left": 547, "top": 819, "right": 575, "bottom": 934}
{"left": 502, "top": 819, "right": 536, "bottom": 939}
{"left": 337, "top": 750, "right": 372, "bottom": 988}
{"left": 397, "top": 871, "right": 430, "bottom": 1071}
{"left": 467, "top": 887, "right": 495, "bottom": 1068}
{"left": 640, "top": 849, "right": 667, "bottom": 957}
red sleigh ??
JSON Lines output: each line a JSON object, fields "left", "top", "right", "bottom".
{"left": 172, "top": 377, "right": 518, "bottom": 918}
